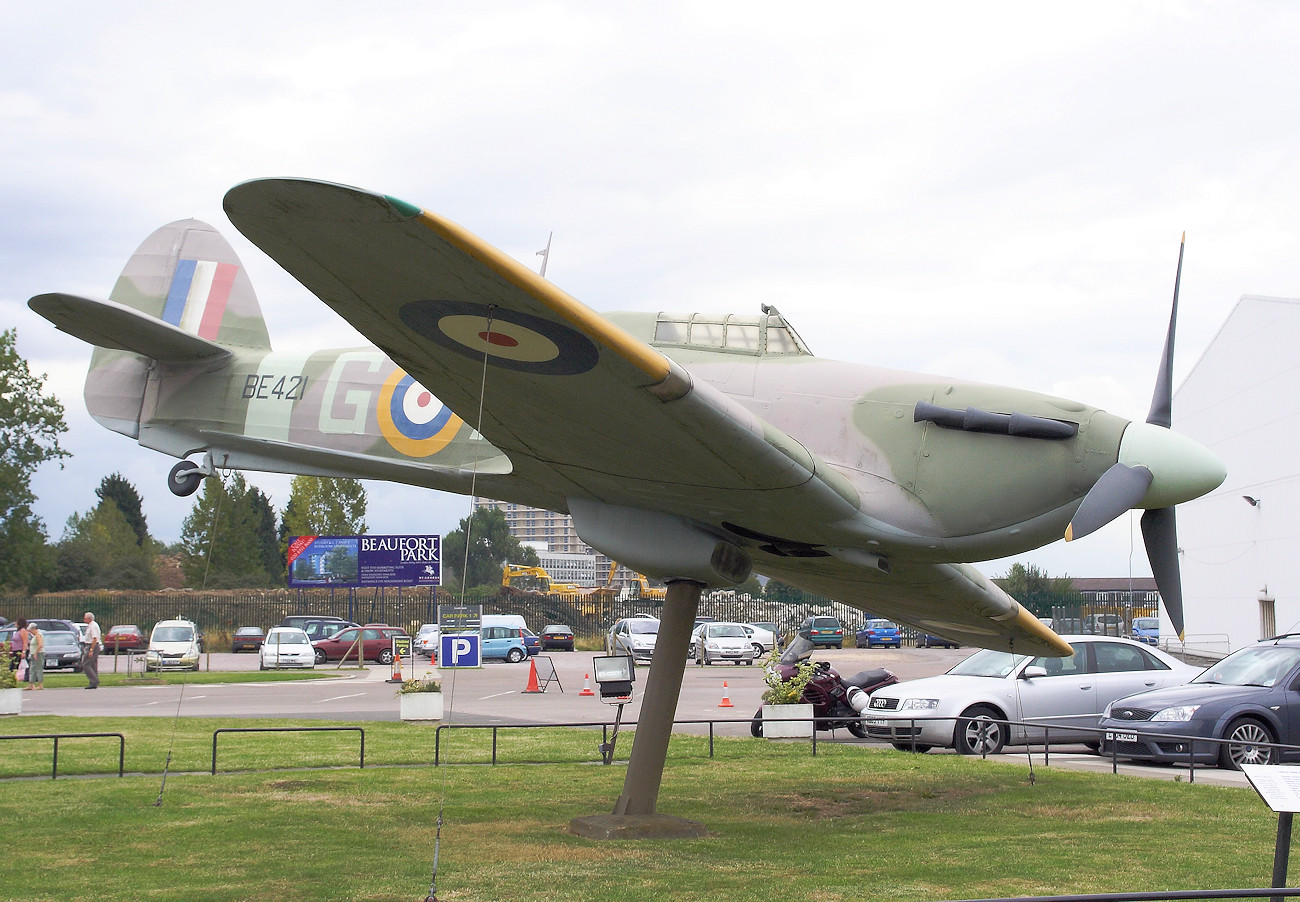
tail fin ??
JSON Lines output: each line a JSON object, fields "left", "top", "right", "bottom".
{"left": 108, "top": 219, "right": 270, "bottom": 350}
{"left": 29, "top": 219, "right": 269, "bottom": 439}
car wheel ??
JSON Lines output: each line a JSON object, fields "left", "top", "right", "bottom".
{"left": 1220, "top": 717, "right": 1276, "bottom": 769}
{"left": 750, "top": 708, "right": 764, "bottom": 738}
{"left": 378, "top": 648, "right": 394, "bottom": 665}
{"left": 314, "top": 649, "right": 326, "bottom": 665}
{"left": 259, "top": 661, "right": 266, "bottom": 671}
{"left": 955, "top": 705, "right": 1007, "bottom": 756}
{"left": 507, "top": 647, "right": 526, "bottom": 663}
{"left": 892, "top": 742, "right": 932, "bottom": 753}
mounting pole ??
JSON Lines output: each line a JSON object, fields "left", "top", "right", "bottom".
{"left": 569, "top": 577, "right": 707, "bottom": 839}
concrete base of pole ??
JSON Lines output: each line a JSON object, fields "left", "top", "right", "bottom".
{"left": 567, "top": 813, "right": 708, "bottom": 840}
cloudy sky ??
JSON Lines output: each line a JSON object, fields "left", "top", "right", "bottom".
{"left": 3, "top": 1, "right": 1297, "bottom": 584}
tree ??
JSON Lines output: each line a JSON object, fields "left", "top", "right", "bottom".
{"left": 764, "top": 579, "right": 813, "bottom": 606}
{"left": 279, "top": 476, "right": 368, "bottom": 538}
{"left": 442, "top": 507, "right": 539, "bottom": 590}
{"left": 179, "top": 472, "right": 281, "bottom": 588}
{"left": 96, "top": 472, "right": 149, "bottom": 547}
{"left": 55, "top": 500, "right": 159, "bottom": 590}
{"left": 0, "top": 328, "right": 68, "bottom": 591}
{"left": 995, "top": 563, "right": 1081, "bottom": 617}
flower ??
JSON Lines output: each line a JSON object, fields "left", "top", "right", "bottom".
{"left": 398, "top": 675, "right": 442, "bottom": 694}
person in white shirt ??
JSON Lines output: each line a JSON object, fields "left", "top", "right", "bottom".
{"left": 82, "top": 612, "right": 102, "bottom": 689}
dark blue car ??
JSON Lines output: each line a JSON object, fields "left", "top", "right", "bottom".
{"left": 1099, "top": 638, "right": 1300, "bottom": 769}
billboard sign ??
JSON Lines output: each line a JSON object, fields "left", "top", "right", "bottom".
{"left": 287, "top": 534, "right": 441, "bottom": 588}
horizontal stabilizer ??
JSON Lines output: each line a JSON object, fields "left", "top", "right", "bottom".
{"left": 29, "top": 293, "right": 231, "bottom": 363}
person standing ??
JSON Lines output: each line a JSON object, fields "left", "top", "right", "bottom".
{"left": 25, "top": 623, "right": 44, "bottom": 689}
{"left": 81, "top": 612, "right": 102, "bottom": 689}
{"left": 10, "top": 618, "right": 28, "bottom": 681}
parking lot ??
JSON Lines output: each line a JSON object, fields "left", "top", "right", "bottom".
{"left": 16, "top": 642, "right": 1249, "bottom": 786}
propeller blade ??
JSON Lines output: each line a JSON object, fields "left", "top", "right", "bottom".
{"left": 1147, "top": 233, "right": 1184, "bottom": 429}
{"left": 1141, "top": 506, "right": 1184, "bottom": 640}
{"left": 1064, "top": 463, "right": 1153, "bottom": 542}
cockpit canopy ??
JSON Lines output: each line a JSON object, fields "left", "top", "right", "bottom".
{"left": 650, "top": 305, "right": 811, "bottom": 357}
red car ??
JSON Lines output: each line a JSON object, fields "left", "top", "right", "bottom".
{"left": 103, "top": 624, "right": 146, "bottom": 653}
{"left": 311, "top": 625, "right": 408, "bottom": 664}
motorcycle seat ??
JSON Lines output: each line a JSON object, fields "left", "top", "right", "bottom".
{"left": 844, "top": 668, "right": 894, "bottom": 690}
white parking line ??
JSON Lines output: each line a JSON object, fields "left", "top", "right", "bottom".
{"left": 479, "top": 691, "right": 516, "bottom": 700}
{"left": 318, "top": 693, "right": 367, "bottom": 703}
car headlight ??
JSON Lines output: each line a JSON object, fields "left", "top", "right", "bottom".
{"left": 1151, "top": 705, "right": 1201, "bottom": 722}
{"left": 899, "top": 698, "right": 940, "bottom": 711}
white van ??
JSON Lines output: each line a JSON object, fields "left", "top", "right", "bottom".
{"left": 146, "top": 618, "right": 201, "bottom": 671}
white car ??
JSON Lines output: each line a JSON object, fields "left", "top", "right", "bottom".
{"left": 691, "top": 621, "right": 758, "bottom": 666}
{"left": 415, "top": 623, "right": 440, "bottom": 658}
{"left": 863, "top": 635, "right": 1202, "bottom": 755}
{"left": 146, "top": 619, "right": 202, "bottom": 672}
{"left": 259, "top": 627, "right": 316, "bottom": 670}
{"left": 741, "top": 623, "right": 775, "bottom": 656}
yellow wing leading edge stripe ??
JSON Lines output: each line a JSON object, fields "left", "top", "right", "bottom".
{"left": 398, "top": 202, "right": 673, "bottom": 386}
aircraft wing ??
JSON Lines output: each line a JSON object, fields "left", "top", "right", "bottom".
{"left": 764, "top": 555, "right": 1060, "bottom": 654}
{"left": 224, "top": 178, "right": 859, "bottom": 528}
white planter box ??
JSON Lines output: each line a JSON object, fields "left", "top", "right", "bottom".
{"left": 399, "top": 692, "right": 443, "bottom": 721}
{"left": 0, "top": 687, "right": 21, "bottom": 716}
{"left": 761, "top": 703, "right": 813, "bottom": 738}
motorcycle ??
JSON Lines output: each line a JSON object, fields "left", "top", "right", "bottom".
{"left": 750, "top": 631, "right": 898, "bottom": 738}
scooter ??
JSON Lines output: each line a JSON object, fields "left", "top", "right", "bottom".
{"left": 750, "top": 631, "right": 898, "bottom": 738}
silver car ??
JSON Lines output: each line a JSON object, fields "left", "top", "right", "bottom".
{"left": 606, "top": 616, "right": 660, "bottom": 664}
{"left": 864, "top": 635, "right": 1202, "bottom": 755}
{"left": 690, "top": 621, "right": 758, "bottom": 666}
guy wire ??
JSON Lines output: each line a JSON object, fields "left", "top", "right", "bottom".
{"left": 425, "top": 305, "right": 498, "bottom": 902}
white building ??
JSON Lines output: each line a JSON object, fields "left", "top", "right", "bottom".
{"left": 1178, "top": 295, "right": 1300, "bottom": 653}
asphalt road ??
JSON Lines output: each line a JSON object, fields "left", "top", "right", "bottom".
{"left": 17, "top": 644, "right": 1250, "bottom": 788}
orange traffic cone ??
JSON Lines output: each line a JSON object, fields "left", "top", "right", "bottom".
{"left": 522, "top": 657, "right": 543, "bottom": 693}
{"left": 387, "top": 651, "right": 404, "bottom": 684}
{"left": 718, "top": 681, "right": 734, "bottom": 707}
{"left": 579, "top": 673, "right": 596, "bottom": 696}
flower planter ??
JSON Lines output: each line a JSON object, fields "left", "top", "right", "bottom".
{"left": 0, "top": 687, "right": 21, "bottom": 716}
{"left": 761, "top": 702, "right": 812, "bottom": 738}
{"left": 399, "top": 691, "right": 443, "bottom": 721}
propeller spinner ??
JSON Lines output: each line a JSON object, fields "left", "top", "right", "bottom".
{"left": 1065, "top": 236, "right": 1225, "bottom": 639}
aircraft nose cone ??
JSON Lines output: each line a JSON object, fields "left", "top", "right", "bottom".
{"left": 1118, "top": 421, "right": 1226, "bottom": 508}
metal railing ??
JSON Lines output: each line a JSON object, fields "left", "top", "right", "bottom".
{"left": 210, "top": 726, "right": 365, "bottom": 774}
{"left": 0, "top": 732, "right": 125, "bottom": 779}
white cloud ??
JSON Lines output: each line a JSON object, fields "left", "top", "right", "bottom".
{"left": 3, "top": 0, "right": 1294, "bottom": 588}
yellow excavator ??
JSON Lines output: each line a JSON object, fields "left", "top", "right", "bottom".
{"left": 501, "top": 564, "right": 586, "bottom": 594}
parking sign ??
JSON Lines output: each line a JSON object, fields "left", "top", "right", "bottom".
{"left": 441, "top": 633, "right": 480, "bottom": 668}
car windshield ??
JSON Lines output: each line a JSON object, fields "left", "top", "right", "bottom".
{"left": 1133, "top": 618, "right": 1158, "bottom": 630}
{"left": 153, "top": 626, "right": 194, "bottom": 642}
{"left": 709, "top": 624, "right": 747, "bottom": 638}
{"left": 44, "top": 632, "right": 79, "bottom": 649}
{"left": 270, "top": 631, "right": 310, "bottom": 646}
{"left": 1193, "top": 645, "right": 1300, "bottom": 687}
{"left": 627, "top": 621, "right": 659, "bottom": 635}
{"left": 947, "top": 648, "right": 1030, "bottom": 678}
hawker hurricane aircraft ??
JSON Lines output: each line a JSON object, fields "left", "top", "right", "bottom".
{"left": 30, "top": 179, "right": 1224, "bottom": 656}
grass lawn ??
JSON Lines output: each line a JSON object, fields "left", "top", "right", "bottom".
{"left": 29, "top": 669, "right": 344, "bottom": 689}
{"left": 1, "top": 716, "right": 1286, "bottom": 901}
